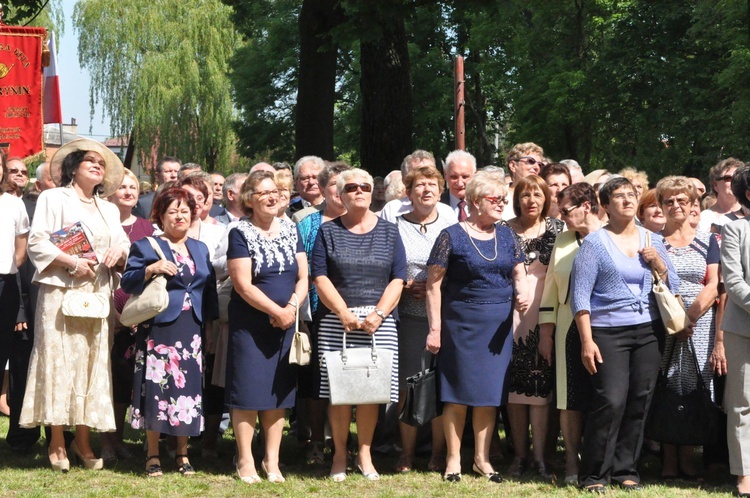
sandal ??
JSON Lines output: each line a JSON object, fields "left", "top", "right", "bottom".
{"left": 395, "top": 454, "right": 413, "bottom": 473}
{"left": 175, "top": 453, "right": 195, "bottom": 476}
{"left": 145, "top": 455, "right": 163, "bottom": 478}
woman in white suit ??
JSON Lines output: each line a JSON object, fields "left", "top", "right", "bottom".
{"left": 20, "top": 139, "right": 129, "bottom": 472}
{"left": 720, "top": 166, "right": 750, "bottom": 497}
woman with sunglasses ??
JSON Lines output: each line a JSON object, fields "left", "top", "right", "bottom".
{"left": 312, "top": 168, "right": 406, "bottom": 482}
{"left": 538, "top": 183, "right": 602, "bottom": 485}
{"left": 225, "top": 171, "right": 308, "bottom": 484}
{"left": 698, "top": 158, "right": 744, "bottom": 233}
{"left": 505, "top": 175, "right": 564, "bottom": 479}
{"left": 426, "top": 169, "right": 527, "bottom": 483}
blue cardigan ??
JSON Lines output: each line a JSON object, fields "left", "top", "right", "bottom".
{"left": 121, "top": 236, "right": 218, "bottom": 325}
{"left": 570, "top": 227, "right": 680, "bottom": 319}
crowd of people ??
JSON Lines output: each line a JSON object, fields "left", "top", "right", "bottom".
{"left": 2, "top": 138, "right": 750, "bottom": 495}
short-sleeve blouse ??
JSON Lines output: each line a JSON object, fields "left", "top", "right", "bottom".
{"left": 226, "top": 218, "right": 304, "bottom": 307}
{"left": 427, "top": 223, "right": 524, "bottom": 301}
{"left": 311, "top": 217, "right": 407, "bottom": 313}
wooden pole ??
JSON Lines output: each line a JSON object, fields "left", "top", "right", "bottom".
{"left": 454, "top": 55, "right": 465, "bottom": 151}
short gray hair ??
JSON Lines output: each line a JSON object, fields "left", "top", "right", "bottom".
{"left": 223, "top": 172, "right": 248, "bottom": 204}
{"left": 400, "top": 150, "right": 435, "bottom": 176}
{"left": 293, "top": 155, "right": 325, "bottom": 180}
{"left": 444, "top": 150, "right": 477, "bottom": 175}
{"left": 35, "top": 162, "right": 48, "bottom": 182}
{"left": 318, "top": 162, "right": 350, "bottom": 189}
{"left": 336, "top": 168, "right": 374, "bottom": 195}
{"left": 560, "top": 159, "right": 582, "bottom": 174}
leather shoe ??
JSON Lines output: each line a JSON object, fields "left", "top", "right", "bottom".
{"left": 473, "top": 463, "right": 503, "bottom": 483}
{"left": 443, "top": 472, "right": 461, "bottom": 482}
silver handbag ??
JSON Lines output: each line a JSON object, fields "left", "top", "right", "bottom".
{"left": 324, "top": 331, "right": 393, "bottom": 406}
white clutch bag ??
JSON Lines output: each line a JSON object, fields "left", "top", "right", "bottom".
{"left": 61, "top": 290, "right": 110, "bottom": 319}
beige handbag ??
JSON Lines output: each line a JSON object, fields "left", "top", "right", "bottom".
{"left": 646, "top": 232, "right": 689, "bottom": 335}
{"left": 120, "top": 237, "right": 170, "bottom": 327}
{"left": 61, "top": 289, "right": 110, "bottom": 319}
{"left": 288, "top": 295, "right": 311, "bottom": 365}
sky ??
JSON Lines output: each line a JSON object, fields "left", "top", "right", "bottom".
{"left": 56, "top": 0, "right": 111, "bottom": 140}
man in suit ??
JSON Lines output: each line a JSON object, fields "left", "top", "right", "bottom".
{"left": 439, "top": 150, "right": 476, "bottom": 221}
{"left": 133, "top": 157, "right": 181, "bottom": 219}
{"left": 214, "top": 173, "right": 248, "bottom": 225}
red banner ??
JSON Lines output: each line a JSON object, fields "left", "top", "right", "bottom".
{"left": 0, "top": 26, "right": 45, "bottom": 157}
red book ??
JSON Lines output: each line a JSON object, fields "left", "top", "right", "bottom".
{"left": 50, "top": 222, "right": 98, "bottom": 263}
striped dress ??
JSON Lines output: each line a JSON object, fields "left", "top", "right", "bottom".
{"left": 311, "top": 217, "right": 407, "bottom": 402}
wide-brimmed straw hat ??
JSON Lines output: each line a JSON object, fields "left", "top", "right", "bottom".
{"left": 50, "top": 138, "right": 124, "bottom": 197}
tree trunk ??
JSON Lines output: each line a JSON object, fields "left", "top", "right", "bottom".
{"left": 359, "top": 12, "right": 413, "bottom": 176}
{"left": 295, "top": 0, "right": 341, "bottom": 161}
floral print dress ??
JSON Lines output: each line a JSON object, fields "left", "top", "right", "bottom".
{"left": 130, "top": 251, "right": 204, "bottom": 436}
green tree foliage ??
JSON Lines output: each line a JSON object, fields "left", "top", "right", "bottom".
{"left": 73, "top": 0, "right": 241, "bottom": 171}
{"left": 226, "top": 0, "right": 750, "bottom": 180}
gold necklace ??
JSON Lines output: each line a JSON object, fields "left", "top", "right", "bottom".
{"left": 463, "top": 222, "right": 498, "bottom": 261}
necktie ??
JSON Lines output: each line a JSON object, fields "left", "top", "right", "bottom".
{"left": 457, "top": 199, "right": 467, "bottom": 222}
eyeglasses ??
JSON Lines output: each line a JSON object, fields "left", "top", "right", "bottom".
{"left": 720, "top": 175, "right": 734, "bottom": 182}
{"left": 559, "top": 204, "right": 582, "bottom": 216}
{"left": 343, "top": 183, "right": 373, "bottom": 193}
{"left": 8, "top": 168, "right": 28, "bottom": 176}
{"left": 482, "top": 195, "right": 508, "bottom": 205}
{"left": 663, "top": 197, "right": 691, "bottom": 208}
{"left": 251, "top": 189, "right": 279, "bottom": 200}
{"left": 516, "top": 156, "right": 547, "bottom": 168}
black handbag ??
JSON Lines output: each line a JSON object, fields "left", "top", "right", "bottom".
{"left": 399, "top": 354, "right": 439, "bottom": 427}
{"left": 645, "top": 337, "right": 723, "bottom": 445}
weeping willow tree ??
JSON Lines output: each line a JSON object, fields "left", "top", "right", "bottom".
{"left": 73, "top": 0, "right": 241, "bottom": 170}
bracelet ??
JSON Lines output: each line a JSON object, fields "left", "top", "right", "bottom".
{"left": 658, "top": 268, "right": 668, "bottom": 277}
{"left": 67, "top": 256, "right": 79, "bottom": 275}
{"left": 288, "top": 298, "right": 298, "bottom": 308}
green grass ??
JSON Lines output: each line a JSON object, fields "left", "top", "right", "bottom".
{"left": 0, "top": 415, "right": 738, "bottom": 497}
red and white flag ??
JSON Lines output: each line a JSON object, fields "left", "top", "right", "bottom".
{"left": 43, "top": 32, "right": 63, "bottom": 124}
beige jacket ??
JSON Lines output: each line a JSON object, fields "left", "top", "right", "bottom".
{"left": 27, "top": 187, "right": 129, "bottom": 287}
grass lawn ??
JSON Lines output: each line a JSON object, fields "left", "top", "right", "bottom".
{"left": 0, "top": 414, "right": 737, "bottom": 497}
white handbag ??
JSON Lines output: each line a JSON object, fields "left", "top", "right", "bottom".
{"left": 288, "top": 295, "right": 311, "bottom": 366}
{"left": 61, "top": 289, "right": 110, "bottom": 319}
{"left": 120, "top": 237, "right": 170, "bottom": 327}
{"left": 324, "top": 331, "right": 393, "bottom": 406}
{"left": 646, "top": 232, "right": 690, "bottom": 335}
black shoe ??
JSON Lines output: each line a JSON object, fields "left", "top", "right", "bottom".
{"left": 534, "top": 460, "right": 555, "bottom": 480}
{"left": 443, "top": 472, "right": 461, "bottom": 482}
{"left": 736, "top": 489, "right": 750, "bottom": 498}
{"left": 620, "top": 482, "right": 642, "bottom": 492}
{"left": 472, "top": 463, "right": 503, "bottom": 483}
{"left": 583, "top": 484, "right": 606, "bottom": 494}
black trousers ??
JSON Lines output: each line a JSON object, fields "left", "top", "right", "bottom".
{"left": 579, "top": 320, "right": 664, "bottom": 487}
{"left": 0, "top": 273, "right": 40, "bottom": 449}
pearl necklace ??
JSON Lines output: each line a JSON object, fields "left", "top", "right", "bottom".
{"left": 463, "top": 221, "right": 498, "bottom": 262}
{"left": 79, "top": 196, "right": 95, "bottom": 204}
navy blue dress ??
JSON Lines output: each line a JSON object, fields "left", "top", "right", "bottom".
{"left": 225, "top": 219, "right": 304, "bottom": 410}
{"left": 427, "top": 223, "right": 524, "bottom": 407}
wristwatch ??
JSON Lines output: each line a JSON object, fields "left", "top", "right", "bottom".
{"left": 374, "top": 308, "right": 386, "bottom": 320}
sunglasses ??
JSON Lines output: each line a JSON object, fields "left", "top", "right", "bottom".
{"left": 720, "top": 175, "right": 734, "bottom": 182}
{"left": 559, "top": 203, "right": 582, "bottom": 216}
{"left": 343, "top": 183, "right": 372, "bottom": 193}
{"left": 9, "top": 168, "right": 28, "bottom": 176}
{"left": 516, "top": 156, "right": 547, "bottom": 168}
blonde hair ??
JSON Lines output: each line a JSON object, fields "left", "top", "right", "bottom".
{"left": 465, "top": 169, "right": 507, "bottom": 211}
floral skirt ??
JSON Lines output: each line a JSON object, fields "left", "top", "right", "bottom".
{"left": 130, "top": 311, "right": 204, "bottom": 436}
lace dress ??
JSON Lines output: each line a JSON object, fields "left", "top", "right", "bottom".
{"left": 508, "top": 217, "right": 564, "bottom": 405}
{"left": 427, "top": 223, "right": 524, "bottom": 406}
{"left": 225, "top": 218, "right": 303, "bottom": 410}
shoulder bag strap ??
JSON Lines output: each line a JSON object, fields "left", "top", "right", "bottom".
{"left": 146, "top": 236, "right": 168, "bottom": 261}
